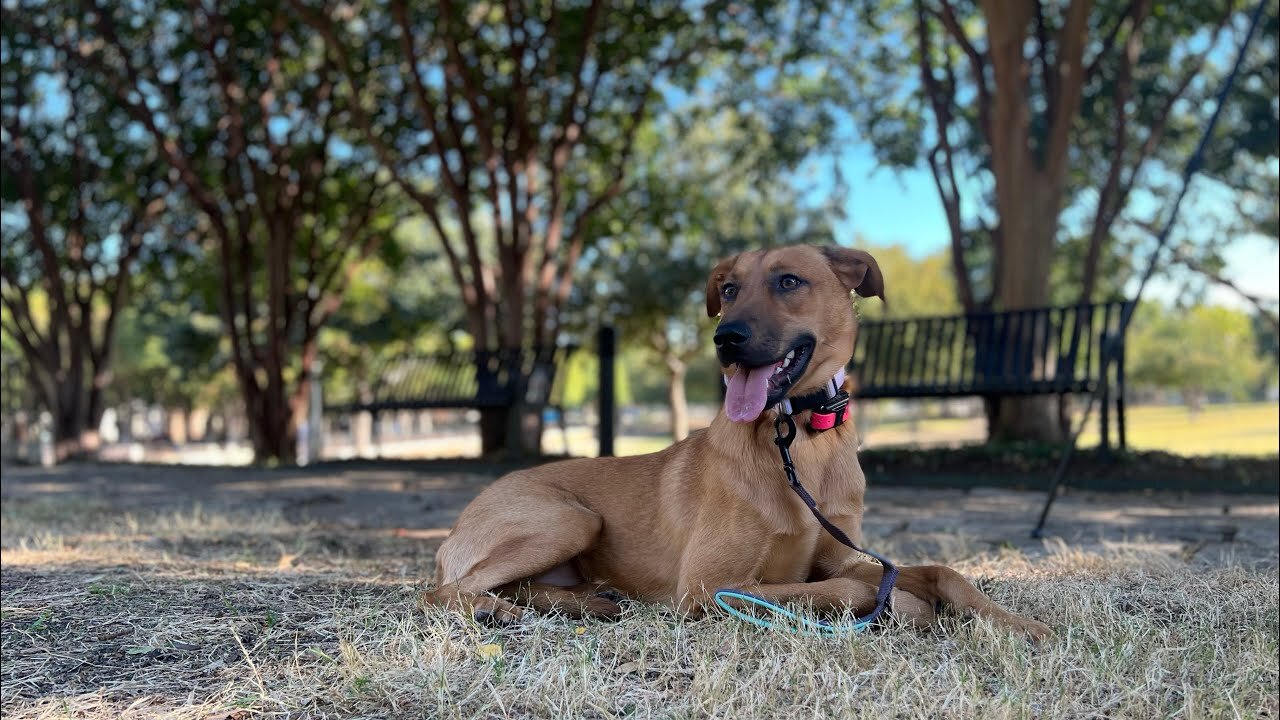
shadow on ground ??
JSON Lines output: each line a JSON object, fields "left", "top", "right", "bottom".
{"left": 1, "top": 459, "right": 1276, "bottom": 718}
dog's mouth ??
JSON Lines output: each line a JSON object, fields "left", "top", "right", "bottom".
{"left": 723, "top": 339, "right": 814, "bottom": 423}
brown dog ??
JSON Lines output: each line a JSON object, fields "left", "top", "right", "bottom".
{"left": 425, "top": 245, "right": 1051, "bottom": 639}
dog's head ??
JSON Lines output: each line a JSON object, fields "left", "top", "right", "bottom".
{"left": 705, "top": 245, "right": 883, "bottom": 423}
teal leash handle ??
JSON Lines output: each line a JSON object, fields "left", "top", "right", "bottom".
{"left": 713, "top": 589, "right": 874, "bottom": 637}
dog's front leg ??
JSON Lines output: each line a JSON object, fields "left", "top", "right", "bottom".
{"left": 840, "top": 562, "right": 1052, "bottom": 640}
{"left": 675, "top": 552, "right": 882, "bottom": 619}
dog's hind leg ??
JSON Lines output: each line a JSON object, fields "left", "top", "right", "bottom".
{"left": 423, "top": 481, "right": 603, "bottom": 624}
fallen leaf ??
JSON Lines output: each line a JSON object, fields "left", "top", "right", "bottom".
{"left": 171, "top": 640, "right": 201, "bottom": 651}
{"left": 125, "top": 646, "right": 154, "bottom": 655}
{"left": 476, "top": 643, "right": 502, "bottom": 660}
{"left": 616, "top": 661, "right": 641, "bottom": 674}
{"left": 574, "top": 626, "right": 587, "bottom": 635}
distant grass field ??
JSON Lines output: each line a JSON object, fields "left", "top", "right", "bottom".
{"left": 1077, "top": 402, "right": 1280, "bottom": 456}
{"left": 601, "top": 402, "right": 1280, "bottom": 458}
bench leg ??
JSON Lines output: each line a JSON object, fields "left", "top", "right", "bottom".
{"left": 1117, "top": 343, "right": 1128, "bottom": 451}
{"left": 1099, "top": 377, "right": 1111, "bottom": 452}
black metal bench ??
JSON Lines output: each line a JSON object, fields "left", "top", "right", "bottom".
{"left": 323, "top": 347, "right": 573, "bottom": 449}
{"left": 849, "top": 300, "right": 1135, "bottom": 448}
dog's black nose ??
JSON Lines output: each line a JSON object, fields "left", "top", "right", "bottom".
{"left": 714, "top": 321, "right": 752, "bottom": 349}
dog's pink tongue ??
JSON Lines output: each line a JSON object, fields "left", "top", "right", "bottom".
{"left": 724, "top": 363, "right": 781, "bottom": 423}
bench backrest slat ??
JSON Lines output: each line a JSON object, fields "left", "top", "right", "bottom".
{"left": 324, "top": 346, "right": 573, "bottom": 415}
{"left": 851, "top": 300, "right": 1133, "bottom": 398}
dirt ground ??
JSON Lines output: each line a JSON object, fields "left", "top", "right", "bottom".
{"left": 1, "top": 459, "right": 1277, "bottom": 719}
{"left": 3, "top": 459, "right": 1276, "bottom": 567}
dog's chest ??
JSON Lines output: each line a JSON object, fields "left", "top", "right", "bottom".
{"left": 757, "top": 523, "right": 823, "bottom": 583}
{"left": 752, "top": 465, "right": 862, "bottom": 583}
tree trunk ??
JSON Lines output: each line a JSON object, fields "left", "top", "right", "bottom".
{"left": 244, "top": 384, "right": 297, "bottom": 465}
{"left": 666, "top": 355, "right": 689, "bottom": 442}
{"left": 988, "top": 193, "right": 1066, "bottom": 443}
{"left": 52, "top": 403, "right": 82, "bottom": 461}
{"left": 43, "top": 374, "right": 103, "bottom": 461}
{"left": 249, "top": 414, "right": 297, "bottom": 465}
{"left": 479, "top": 406, "right": 512, "bottom": 457}
{"left": 479, "top": 403, "right": 545, "bottom": 459}
{"left": 977, "top": 0, "right": 1093, "bottom": 445}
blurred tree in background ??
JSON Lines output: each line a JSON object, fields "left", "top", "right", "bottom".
{"left": 586, "top": 110, "right": 838, "bottom": 440}
{"left": 109, "top": 250, "right": 235, "bottom": 442}
{"left": 318, "top": 221, "right": 468, "bottom": 406}
{"left": 2, "top": 12, "right": 174, "bottom": 458}
{"left": 1, "top": 0, "right": 1275, "bottom": 463}
{"left": 848, "top": 0, "right": 1279, "bottom": 442}
{"left": 1128, "top": 302, "right": 1273, "bottom": 409}
{"left": 289, "top": 0, "right": 845, "bottom": 456}
{"left": 59, "top": 0, "right": 401, "bottom": 462}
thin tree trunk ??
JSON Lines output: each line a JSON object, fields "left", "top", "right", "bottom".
{"left": 667, "top": 355, "right": 689, "bottom": 442}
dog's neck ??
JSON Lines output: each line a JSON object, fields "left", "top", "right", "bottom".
{"left": 777, "top": 368, "right": 846, "bottom": 416}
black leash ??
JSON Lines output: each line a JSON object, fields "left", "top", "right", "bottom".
{"left": 773, "top": 411, "right": 899, "bottom": 626}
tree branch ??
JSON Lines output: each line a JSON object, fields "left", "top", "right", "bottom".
{"left": 3, "top": 93, "right": 72, "bottom": 364}
{"left": 1082, "top": 0, "right": 1227, "bottom": 302}
{"left": 1079, "top": 1, "right": 1146, "bottom": 303}
{"left": 918, "top": 0, "right": 977, "bottom": 312}
{"left": 1085, "top": 0, "right": 1140, "bottom": 80}
{"left": 288, "top": 0, "right": 481, "bottom": 339}
{"left": 1043, "top": 0, "right": 1095, "bottom": 180}
{"left": 934, "top": 0, "right": 992, "bottom": 142}
{"left": 405, "top": 0, "right": 496, "bottom": 345}
{"left": 0, "top": 269, "right": 55, "bottom": 368}
{"left": 1170, "top": 247, "right": 1280, "bottom": 336}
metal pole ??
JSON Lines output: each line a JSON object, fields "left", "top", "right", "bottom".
{"left": 1117, "top": 341, "right": 1128, "bottom": 451}
{"left": 597, "top": 326, "right": 616, "bottom": 457}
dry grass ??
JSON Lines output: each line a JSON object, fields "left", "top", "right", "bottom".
{"left": 2, "top": 492, "right": 1277, "bottom": 720}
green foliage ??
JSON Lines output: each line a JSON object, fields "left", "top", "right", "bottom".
{"left": 847, "top": 0, "right": 1279, "bottom": 305}
{"left": 853, "top": 242, "right": 959, "bottom": 320}
{"left": 59, "top": 0, "right": 406, "bottom": 460}
{"left": 110, "top": 270, "right": 232, "bottom": 411}
{"left": 1127, "top": 302, "right": 1272, "bottom": 403}
{"left": 1, "top": 3, "right": 176, "bottom": 436}
{"left": 556, "top": 346, "right": 633, "bottom": 409}
{"left": 577, "top": 109, "right": 838, "bottom": 350}
{"left": 319, "top": 221, "right": 468, "bottom": 401}
{"left": 0, "top": 316, "right": 32, "bottom": 415}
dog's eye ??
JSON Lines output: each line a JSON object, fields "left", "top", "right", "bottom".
{"left": 779, "top": 275, "right": 803, "bottom": 290}
{"left": 721, "top": 283, "right": 738, "bottom": 299}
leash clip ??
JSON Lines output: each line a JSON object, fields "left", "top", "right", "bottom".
{"left": 773, "top": 414, "right": 801, "bottom": 489}
{"left": 773, "top": 413, "right": 797, "bottom": 449}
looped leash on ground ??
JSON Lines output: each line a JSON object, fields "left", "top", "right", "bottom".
{"left": 715, "top": 406, "right": 900, "bottom": 636}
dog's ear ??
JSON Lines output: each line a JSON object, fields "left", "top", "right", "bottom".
{"left": 823, "top": 247, "right": 885, "bottom": 302}
{"left": 705, "top": 254, "right": 739, "bottom": 317}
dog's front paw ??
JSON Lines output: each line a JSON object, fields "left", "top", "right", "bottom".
{"left": 471, "top": 597, "right": 525, "bottom": 626}
{"left": 580, "top": 595, "right": 623, "bottom": 621}
{"left": 1014, "top": 616, "right": 1054, "bottom": 642}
